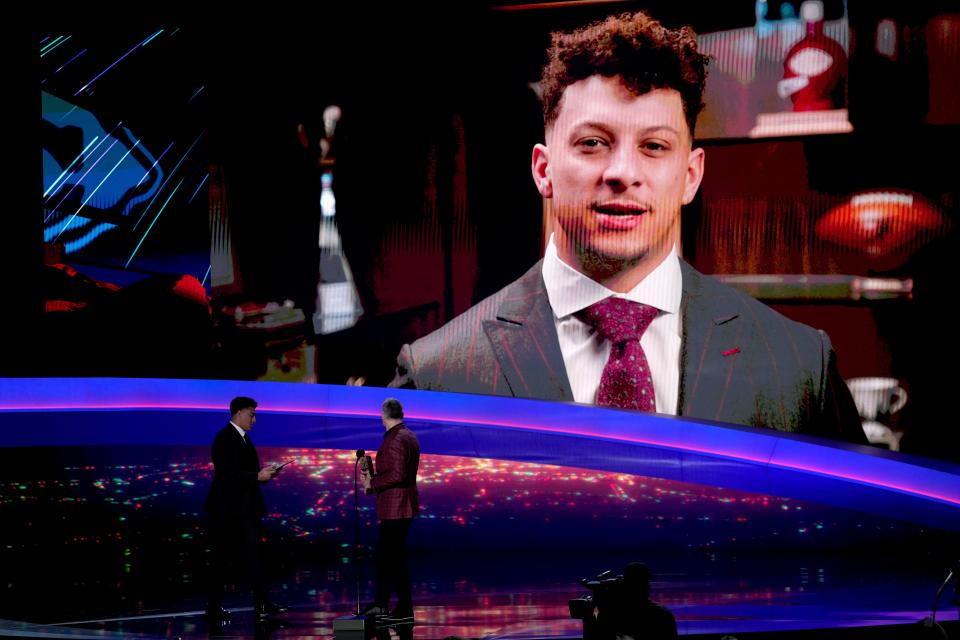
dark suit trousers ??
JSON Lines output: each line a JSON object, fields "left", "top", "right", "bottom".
{"left": 375, "top": 518, "right": 413, "bottom": 609}
{"left": 207, "top": 516, "right": 267, "bottom": 608}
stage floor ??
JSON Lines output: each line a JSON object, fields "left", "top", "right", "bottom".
{"left": 2, "top": 552, "right": 957, "bottom": 639}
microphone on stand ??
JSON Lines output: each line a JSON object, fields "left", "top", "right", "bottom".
{"left": 357, "top": 449, "right": 374, "bottom": 475}
{"left": 334, "top": 448, "right": 381, "bottom": 634}
{"left": 351, "top": 448, "right": 373, "bottom": 616}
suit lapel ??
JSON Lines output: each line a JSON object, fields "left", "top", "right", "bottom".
{"left": 678, "top": 262, "right": 746, "bottom": 422}
{"left": 238, "top": 427, "right": 260, "bottom": 471}
{"left": 483, "top": 261, "right": 574, "bottom": 401}
{"left": 478, "top": 259, "right": 750, "bottom": 413}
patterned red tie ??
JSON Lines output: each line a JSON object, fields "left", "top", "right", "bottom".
{"left": 578, "top": 297, "right": 659, "bottom": 411}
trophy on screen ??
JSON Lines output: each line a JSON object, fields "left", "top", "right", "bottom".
{"left": 845, "top": 377, "right": 907, "bottom": 451}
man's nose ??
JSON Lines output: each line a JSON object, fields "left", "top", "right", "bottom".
{"left": 602, "top": 146, "right": 644, "bottom": 191}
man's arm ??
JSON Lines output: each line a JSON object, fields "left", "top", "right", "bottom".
{"left": 370, "top": 438, "right": 407, "bottom": 491}
{"left": 815, "top": 331, "right": 869, "bottom": 445}
{"left": 211, "top": 432, "right": 274, "bottom": 484}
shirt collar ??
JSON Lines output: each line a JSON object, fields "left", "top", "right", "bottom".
{"left": 541, "top": 234, "right": 683, "bottom": 319}
{"left": 229, "top": 421, "right": 247, "bottom": 439}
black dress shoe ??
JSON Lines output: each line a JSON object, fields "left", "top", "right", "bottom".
{"left": 360, "top": 603, "right": 388, "bottom": 616}
{"left": 256, "top": 616, "right": 289, "bottom": 631}
{"left": 383, "top": 607, "right": 414, "bottom": 623}
{"left": 361, "top": 603, "right": 389, "bottom": 617}
{"left": 255, "top": 601, "right": 288, "bottom": 618}
{"left": 205, "top": 606, "right": 231, "bottom": 621}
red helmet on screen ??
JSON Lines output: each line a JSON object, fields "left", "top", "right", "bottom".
{"left": 779, "top": 1, "right": 848, "bottom": 111}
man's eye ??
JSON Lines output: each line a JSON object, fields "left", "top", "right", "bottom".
{"left": 643, "top": 141, "right": 668, "bottom": 153}
{"left": 577, "top": 137, "right": 608, "bottom": 150}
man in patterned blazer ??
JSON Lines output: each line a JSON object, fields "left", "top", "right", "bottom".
{"left": 391, "top": 11, "right": 865, "bottom": 444}
{"left": 361, "top": 397, "right": 421, "bottom": 622}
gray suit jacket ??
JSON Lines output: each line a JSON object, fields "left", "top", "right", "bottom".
{"left": 391, "top": 260, "right": 866, "bottom": 443}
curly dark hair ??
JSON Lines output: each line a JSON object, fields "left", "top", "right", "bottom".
{"left": 539, "top": 11, "right": 709, "bottom": 138}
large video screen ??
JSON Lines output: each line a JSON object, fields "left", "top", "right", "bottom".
{"left": 32, "top": 3, "right": 960, "bottom": 460}
{"left": 11, "top": 1, "right": 960, "bottom": 630}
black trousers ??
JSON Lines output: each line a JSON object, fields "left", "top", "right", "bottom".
{"left": 207, "top": 516, "right": 268, "bottom": 608}
{"left": 375, "top": 518, "right": 413, "bottom": 610}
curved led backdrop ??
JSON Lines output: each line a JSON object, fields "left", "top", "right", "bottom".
{"left": 3, "top": 378, "right": 958, "bottom": 533}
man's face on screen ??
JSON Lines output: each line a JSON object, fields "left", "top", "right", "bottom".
{"left": 532, "top": 75, "right": 704, "bottom": 277}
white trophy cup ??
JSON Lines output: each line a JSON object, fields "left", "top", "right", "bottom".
{"left": 845, "top": 377, "right": 908, "bottom": 451}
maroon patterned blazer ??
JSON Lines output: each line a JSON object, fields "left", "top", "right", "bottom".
{"left": 370, "top": 423, "right": 421, "bottom": 520}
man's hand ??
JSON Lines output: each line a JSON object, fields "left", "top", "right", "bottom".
{"left": 360, "top": 469, "right": 372, "bottom": 492}
{"left": 258, "top": 466, "right": 277, "bottom": 482}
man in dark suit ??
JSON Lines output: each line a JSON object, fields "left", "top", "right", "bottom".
{"left": 360, "top": 398, "right": 421, "bottom": 622}
{"left": 204, "top": 396, "right": 287, "bottom": 622}
{"left": 391, "top": 11, "right": 865, "bottom": 443}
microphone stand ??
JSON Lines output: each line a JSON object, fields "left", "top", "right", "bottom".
{"left": 353, "top": 453, "right": 363, "bottom": 616}
{"left": 924, "top": 559, "right": 959, "bottom": 631}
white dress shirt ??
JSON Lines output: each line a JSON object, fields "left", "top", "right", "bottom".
{"left": 230, "top": 421, "right": 247, "bottom": 440}
{"left": 541, "top": 236, "right": 683, "bottom": 414}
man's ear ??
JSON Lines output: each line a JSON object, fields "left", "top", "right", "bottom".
{"left": 532, "top": 143, "right": 552, "bottom": 198}
{"left": 681, "top": 146, "right": 705, "bottom": 205}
